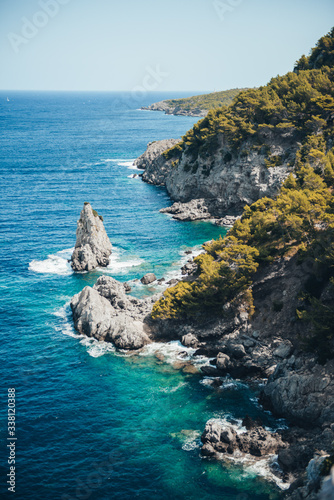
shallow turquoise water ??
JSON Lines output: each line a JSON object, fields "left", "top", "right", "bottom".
{"left": 0, "top": 92, "right": 283, "bottom": 499}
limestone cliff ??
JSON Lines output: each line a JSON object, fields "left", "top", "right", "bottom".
{"left": 138, "top": 126, "right": 298, "bottom": 219}
{"left": 71, "top": 203, "right": 112, "bottom": 272}
{"left": 134, "top": 139, "right": 181, "bottom": 186}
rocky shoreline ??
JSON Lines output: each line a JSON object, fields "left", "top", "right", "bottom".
{"left": 141, "top": 100, "right": 207, "bottom": 117}
{"left": 69, "top": 212, "right": 334, "bottom": 497}
{"left": 69, "top": 150, "right": 333, "bottom": 498}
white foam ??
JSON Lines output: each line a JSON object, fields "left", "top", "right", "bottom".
{"left": 29, "top": 248, "right": 74, "bottom": 276}
{"left": 160, "top": 381, "right": 188, "bottom": 394}
{"left": 53, "top": 302, "right": 82, "bottom": 339}
{"left": 200, "top": 376, "right": 242, "bottom": 391}
{"left": 121, "top": 161, "right": 136, "bottom": 168}
{"left": 241, "top": 455, "right": 289, "bottom": 490}
{"left": 102, "top": 158, "right": 135, "bottom": 163}
{"left": 127, "top": 173, "right": 140, "bottom": 179}
{"left": 139, "top": 340, "right": 209, "bottom": 367}
{"left": 181, "top": 431, "right": 201, "bottom": 451}
{"left": 158, "top": 246, "right": 205, "bottom": 286}
{"left": 79, "top": 337, "right": 116, "bottom": 357}
{"left": 103, "top": 247, "right": 145, "bottom": 275}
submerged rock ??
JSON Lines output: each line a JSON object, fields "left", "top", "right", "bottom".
{"left": 71, "top": 203, "right": 112, "bottom": 272}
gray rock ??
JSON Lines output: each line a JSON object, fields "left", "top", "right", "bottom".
{"left": 160, "top": 199, "right": 212, "bottom": 221}
{"left": 201, "top": 419, "right": 286, "bottom": 458}
{"left": 71, "top": 279, "right": 154, "bottom": 350}
{"left": 319, "top": 467, "right": 334, "bottom": 500}
{"left": 261, "top": 359, "right": 334, "bottom": 426}
{"left": 71, "top": 286, "right": 115, "bottom": 341}
{"left": 228, "top": 343, "right": 246, "bottom": 359}
{"left": 216, "top": 353, "right": 231, "bottom": 370}
{"left": 93, "top": 275, "right": 127, "bottom": 306}
{"left": 167, "top": 279, "right": 179, "bottom": 286}
{"left": 140, "top": 273, "right": 157, "bottom": 285}
{"left": 71, "top": 203, "right": 112, "bottom": 272}
{"left": 273, "top": 340, "right": 293, "bottom": 359}
{"left": 181, "top": 260, "right": 198, "bottom": 276}
{"left": 109, "top": 315, "right": 151, "bottom": 350}
{"left": 135, "top": 139, "right": 181, "bottom": 186}
{"left": 182, "top": 333, "right": 199, "bottom": 348}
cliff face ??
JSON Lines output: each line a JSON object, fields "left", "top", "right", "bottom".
{"left": 134, "top": 139, "right": 181, "bottom": 186}
{"left": 71, "top": 203, "right": 112, "bottom": 272}
{"left": 140, "top": 126, "right": 298, "bottom": 217}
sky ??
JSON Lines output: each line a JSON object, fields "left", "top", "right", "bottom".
{"left": 0, "top": 0, "right": 333, "bottom": 92}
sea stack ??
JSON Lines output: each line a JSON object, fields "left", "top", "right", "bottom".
{"left": 71, "top": 202, "right": 112, "bottom": 272}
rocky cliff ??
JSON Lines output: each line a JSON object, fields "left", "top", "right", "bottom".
{"left": 71, "top": 203, "right": 112, "bottom": 272}
{"left": 134, "top": 139, "right": 181, "bottom": 186}
{"left": 138, "top": 126, "right": 298, "bottom": 219}
{"left": 141, "top": 100, "right": 207, "bottom": 117}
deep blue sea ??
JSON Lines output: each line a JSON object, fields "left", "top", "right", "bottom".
{"left": 0, "top": 92, "right": 284, "bottom": 500}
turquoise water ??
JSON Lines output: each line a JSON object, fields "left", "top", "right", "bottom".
{"left": 0, "top": 92, "right": 283, "bottom": 499}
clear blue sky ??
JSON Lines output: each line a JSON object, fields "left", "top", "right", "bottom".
{"left": 0, "top": 0, "right": 333, "bottom": 92}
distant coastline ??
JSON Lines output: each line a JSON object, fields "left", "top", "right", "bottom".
{"left": 141, "top": 88, "right": 249, "bottom": 117}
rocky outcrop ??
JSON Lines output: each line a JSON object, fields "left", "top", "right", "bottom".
{"left": 201, "top": 419, "right": 287, "bottom": 458}
{"left": 261, "top": 358, "right": 334, "bottom": 427}
{"left": 71, "top": 203, "right": 112, "bottom": 272}
{"left": 285, "top": 455, "right": 334, "bottom": 500}
{"left": 140, "top": 127, "right": 298, "bottom": 217}
{"left": 71, "top": 276, "right": 160, "bottom": 349}
{"left": 160, "top": 199, "right": 213, "bottom": 221}
{"left": 134, "top": 139, "right": 181, "bottom": 186}
{"left": 141, "top": 100, "right": 207, "bottom": 117}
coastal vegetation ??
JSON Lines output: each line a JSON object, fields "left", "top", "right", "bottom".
{"left": 161, "top": 88, "right": 249, "bottom": 113}
{"left": 153, "top": 28, "right": 334, "bottom": 361}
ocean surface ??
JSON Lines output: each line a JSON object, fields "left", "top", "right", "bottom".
{"left": 0, "top": 92, "right": 284, "bottom": 500}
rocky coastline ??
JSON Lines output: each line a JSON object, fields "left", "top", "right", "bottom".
{"left": 141, "top": 100, "right": 207, "bottom": 117}
{"left": 135, "top": 133, "right": 295, "bottom": 223}
{"left": 69, "top": 133, "right": 333, "bottom": 497}
{"left": 70, "top": 214, "right": 334, "bottom": 497}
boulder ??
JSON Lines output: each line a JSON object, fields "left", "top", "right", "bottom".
{"left": 71, "top": 203, "right": 112, "bottom": 272}
{"left": 216, "top": 353, "right": 231, "bottom": 371}
{"left": 182, "top": 333, "right": 200, "bottom": 348}
{"left": 228, "top": 343, "right": 246, "bottom": 359}
{"left": 167, "top": 279, "right": 179, "bottom": 286}
{"left": 108, "top": 315, "right": 150, "bottom": 350}
{"left": 273, "top": 340, "right": 293, "bottom": 359}
{"left": 140, "top": 273, "right": 157, "bottom": 285}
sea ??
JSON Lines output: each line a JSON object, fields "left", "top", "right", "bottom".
{"left": 0, "top": 92, "right": 285, "bottom": 500}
